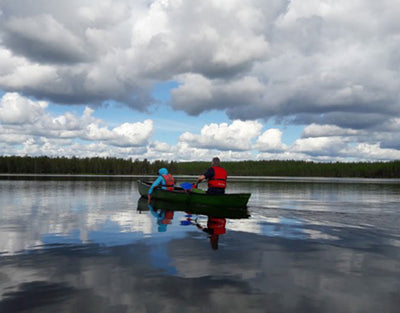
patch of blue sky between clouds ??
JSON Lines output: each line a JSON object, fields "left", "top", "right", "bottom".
{"left": 17, "top": 81, "right": 303, "bottom": 149}
{"left": 151, "top": 81, "right": 303, "bottom": 146}
{"left": 46, "top": 102, "right": 87, "bottom": 118}
{"left": 279, "top": 124, "right": 304, "bottom": 145}
{"left": 150, "top": 81, "right": 232, "bottom": 144}
{"left": 44, "top": 81, "right": 232, "bottom": 146}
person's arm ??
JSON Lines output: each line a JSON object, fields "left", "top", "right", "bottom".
{"left": 148, "top": 176, "right": 164, "bottom": 194}
{"left": 148, "top": 176, "right": 163, "bottom": 202}
{"left": 197, "top": 168, "right": 214, "bottom": 184}
{"left": 197, "top": 174, "right": 206, "bottom": 183}
{"left": 148, "top": 203, "right": 158, "bottom": 217}
{"left": 194, "top": 218, "right": 204, "bottom": 230}
{"left": 194, "top": 220, "right": 213, "bottom": 234}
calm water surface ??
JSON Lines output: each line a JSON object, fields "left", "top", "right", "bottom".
{"left": 0, "top": 176, "right": 399, "bottom": 313}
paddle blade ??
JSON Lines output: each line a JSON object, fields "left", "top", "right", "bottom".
{"left": 180, "top": 220, "right": 192, "bottom": 226}
{"left": 180, "top": 182, "right": 195, "bottom": 190}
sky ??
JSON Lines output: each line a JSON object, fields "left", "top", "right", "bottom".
{"left": 0, "top": 0, "right": 400, "bottom": 162}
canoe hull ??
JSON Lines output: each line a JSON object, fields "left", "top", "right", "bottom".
{"left": 138, "top": 180, "right": 190, "bottom": 203}
{"left": 138, "top": 180, "right": 250, "bottom": 208}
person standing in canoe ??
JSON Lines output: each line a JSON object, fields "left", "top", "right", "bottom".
{"left": 197, "top": 157, "right": 227, "bottom": 194}
{"left": 148, "top": 168, "right": 175, "bottom": 203}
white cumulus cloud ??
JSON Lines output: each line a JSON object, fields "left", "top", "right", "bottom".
{"left": 0, "top": 92, "right": 154, "bottom": 156}
{"left": 179, "top": 120, "right": 262, "bottom": 151}
{"left": 255, "top": 129, "right": 287, "bottom": 152}
{"left": 0, "top": 92, "right": 47, "bottom": 124}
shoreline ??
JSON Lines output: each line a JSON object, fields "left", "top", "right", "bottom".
{"left": 1, "top": 173, "right": 400, "bottom": 184}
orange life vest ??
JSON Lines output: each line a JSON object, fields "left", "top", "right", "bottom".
{"left": 162, "top": 174, "right": 175, "bottom": 190}
{"left": 207, "top": 217, "right": 226, "bottom": 235}
{"left": 161, "top": 210, "right": 174, "bottom": 224}
{"left": 207, "top": 166, "right": 227, "bottom": 189}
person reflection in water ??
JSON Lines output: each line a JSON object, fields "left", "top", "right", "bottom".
{"left": 148, "top": 203, "right": 174, "bottom": 232}
{"left": 194, "top": 216, "right": 226, "bottom": 250}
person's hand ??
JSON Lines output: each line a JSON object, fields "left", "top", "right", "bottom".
{"left": 147, "top": 194, "right": 151, "bottom": 203}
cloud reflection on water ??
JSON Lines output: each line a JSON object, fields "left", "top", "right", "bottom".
{"left": 0, "top": 178, "right": 399, "bottom": 313}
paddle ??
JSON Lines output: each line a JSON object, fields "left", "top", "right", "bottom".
{"left": 180, "top": 182, "right": 207, "bottom": 194}
{"left": 180, "top": 216, "right": 198, "bottom": 226}
{"left": 180, "top": 182, "right": 195, "bottom": 190}
{"left": 180, "top": 220, "right": 193, "bottom": 225}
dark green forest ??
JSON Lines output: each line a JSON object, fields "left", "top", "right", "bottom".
{"left": 1, "top": 156, "right": 400, "bottom": 178}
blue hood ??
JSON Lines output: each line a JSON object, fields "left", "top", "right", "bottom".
{"left": 158, "top": 168, "right": 168, "bottom": 175}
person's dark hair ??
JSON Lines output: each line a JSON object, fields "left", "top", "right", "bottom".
{"left": 212, "top": 157, "right": 220, "bottom": 166}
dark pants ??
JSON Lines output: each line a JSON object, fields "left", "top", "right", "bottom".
{"left": 206, "top": 187, "right": 225, "bottom": 195}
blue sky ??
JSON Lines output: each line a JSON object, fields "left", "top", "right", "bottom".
{"left": 44, "top": 84, "right": 304, "bottom": 158}
{"left": 80, "top": 82, "right": 303, "bottom": 146}
{"left": 1, "top": 0, "right": 400, "bottom": 162}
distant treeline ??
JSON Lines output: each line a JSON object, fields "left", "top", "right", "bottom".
{"left": 1, "top": 156, "right": 400, "bottom": 178}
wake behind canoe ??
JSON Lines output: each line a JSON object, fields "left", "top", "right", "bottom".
{"left": 137, "top": 180, "right": 251, "bottom": 208}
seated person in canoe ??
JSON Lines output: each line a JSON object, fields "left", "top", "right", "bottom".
{"left": 197, "top": 157, "right": 227, "bottom": 195}
{"left": 148, "top": 168, "right": 175, "bottom": 203}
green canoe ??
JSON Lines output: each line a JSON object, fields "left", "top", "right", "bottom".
{"left": 137, "top": 180, "right": 251, "bottom": 208}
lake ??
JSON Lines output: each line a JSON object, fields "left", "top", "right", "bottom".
{"left": 0, "top": 176, "right": 399, "bottom": 313}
